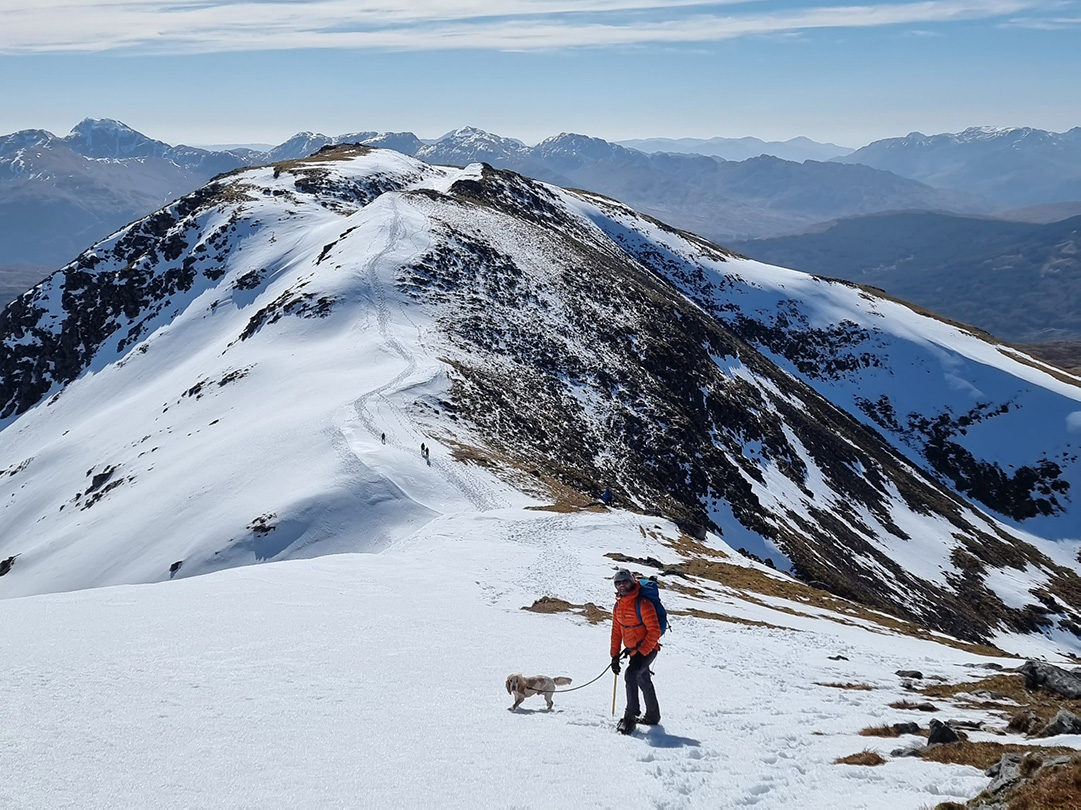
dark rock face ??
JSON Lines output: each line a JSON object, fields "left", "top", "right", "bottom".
{"left": 629, "top": 229, "right": 1075, "bottom": 526}
{"left": 928, "top": 718, "right": 961, "bottom": 745}
{"left": 1021, "top": 660, "right": 1081, "bottom": 699}
{"left": 911, "top": 407, "right": 1070, "bottom": 521}
{"left": 0, "top": 188, "right": 228, "bottom": 419}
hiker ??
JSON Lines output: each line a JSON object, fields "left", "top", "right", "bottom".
{"left": 610, "top": 568, "right": 661, "bottom": 734}
{"left": 381, "top": 432, "right": 386, "bottom": 445}
{"left": 600, "top": 486, "right": 613, "bottom": 506}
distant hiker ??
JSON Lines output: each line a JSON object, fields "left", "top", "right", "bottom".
{"left": 610, "top": 568, "right": 662, "bottom": 735}
{"left": 421, "top": 442, "right": 426, "bottom": 456}
{"left": 424, "top": 446, "right": 430, "bottom": 460}
{"left": 381, "top": 432, "right": 386, "bottom": 445}
{"left": 600, "top": 486, "right": 613, "bottom": 506}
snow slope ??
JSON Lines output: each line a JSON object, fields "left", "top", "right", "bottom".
{"left": 0, "top": 509, "right": 1040, "bottom": 809}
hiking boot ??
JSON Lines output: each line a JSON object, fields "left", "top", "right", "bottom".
{"left": 637, "top": 715, "right": 661, "bottom": 725}
{"left": 616, "top": 715, "right": 637, "bottom": 735}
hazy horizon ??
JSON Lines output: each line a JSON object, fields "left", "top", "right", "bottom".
{"left": 1, "top": 0, "right": 1078, "bottom": 148}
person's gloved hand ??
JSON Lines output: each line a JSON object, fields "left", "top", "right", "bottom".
{"left": 621, "top": 648, "right": 633, "bottom": 659}
{"left": 611, "top": 654, "right": 622, "bottom": 675}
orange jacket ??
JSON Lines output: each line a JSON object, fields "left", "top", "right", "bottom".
{"left": 611, "top": 581, "right": 662, "bottom": 657}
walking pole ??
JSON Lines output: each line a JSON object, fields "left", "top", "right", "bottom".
{"left": 612, "top": 670, "right": 618, "bottom": 715}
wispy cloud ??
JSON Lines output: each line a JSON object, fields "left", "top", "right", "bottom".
{"left": 1005, "top": 13, "right": 1081, "bottom": 26}
{"left": 0, "top": 0, "right": 1055, "bottom": 54}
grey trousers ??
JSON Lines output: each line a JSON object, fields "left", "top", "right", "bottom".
{"left": 624, "top": 649, "right": 659, "bottom": 719}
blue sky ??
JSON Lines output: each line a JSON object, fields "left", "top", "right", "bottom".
{"left": 1, "top": 0, "right": 1078, "bottom": 148}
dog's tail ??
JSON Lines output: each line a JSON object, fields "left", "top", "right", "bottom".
{"left": 553, "top": 677, "right": 572, "bottom": 686}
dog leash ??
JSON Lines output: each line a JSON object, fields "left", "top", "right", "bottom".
{"left": 546, "top": 663, "right": 616, "bottom": 693}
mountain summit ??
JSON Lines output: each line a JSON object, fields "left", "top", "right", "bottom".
{"left": 2, "top": 146, "right": 1081, "bottom": 655}
{"left": 63, "top": 117, "right": 171, "bottom": 159}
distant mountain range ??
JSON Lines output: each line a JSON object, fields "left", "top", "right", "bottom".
{"left": 731, "top": 211, "right": 1081, "bottom": 343}
{"left": 834, "top": 126, "right": 1081, "bottom": 207}
{"left": 5, "top": 119, "right": 1081, "bottom": 350}
{"left": 617, "top": 135, "right": 853, "bottom": 163}
{"left": 0, "top": 119, "right": 997, "bottom": 285}
{"left": 419, "top": 129, "right": 996, "bottom": 243}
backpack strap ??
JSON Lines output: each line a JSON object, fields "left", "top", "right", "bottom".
{"left": 634, "top": 592, "right": 655, "bottom": 628}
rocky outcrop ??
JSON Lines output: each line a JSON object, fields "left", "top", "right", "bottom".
{"left": 1020, "top": 660, "right": 1081, "bottom": 699}
{"left": 1037, "top": 709, "right": 1081, "bottom": 737}
{"left": 946, "top": 751, "right": 1081, "bottom": 810}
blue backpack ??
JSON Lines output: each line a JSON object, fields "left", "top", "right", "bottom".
{"left": 635, "top": 577, "right": 668, "bottom": 636}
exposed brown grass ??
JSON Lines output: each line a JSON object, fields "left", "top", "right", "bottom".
{"left": 442, "top": 438, "right": 604, "bottom": 513}
{"left": 835, "top": 750, "right": 886, "bottom": 766}
{"left": 210, "top": 182, "right": 258, "bottom": 207}
{"left": 447, "top": 442, "right": 499, "bottom": 468}
{"left": 655, "top": 544, "right": 1006, "bottom": 657}
{"left": 1018, "top": 341, "right": 1081, "bottom": 375}
{"left": 890, "top": 699, "right": 940, "bottom": 712}
{"left": 675, "top": 607, "right": 788, "bottom": 630}
{"left": 657, "top": 579, "right": 708, "bottom": 599}
{"left": 273, "top": 144, "right": 372, "bottom": 173}
{"left": 1008, "top": 755, "right": 1081, "bottom": 810}
{"left": 1006, "top": 343, "right": 1081, "bottom": 386}
{"left": 526, "top": 502, "right": 609, "bottom": 514}
{"left": 859, "top": 725, "right": 903, "bottom": 737}
{"left": 663, "top": 529, "right": 730, "bottom": 559}
{"left": 521, "top": 597, "right": 608, "bottom": 625}
{"left": 920, "top": 741, "right": 1077, "bottom": 770}
{"left": 918, "top": 673, "right": 1081, "bottom": 727}
{"left": 920, "top": 673, "right": 1026, "bottom": 702}
{"left": 816, "top": 682, "right": 875, "bottom": 691}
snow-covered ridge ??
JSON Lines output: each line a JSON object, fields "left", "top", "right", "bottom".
{"left": 888, "top": 126, "right": 1079, "bottom": 147}
{"left": 2, "top": 146, "right": 1081, "bottom": 657}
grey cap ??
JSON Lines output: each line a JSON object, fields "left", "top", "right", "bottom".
{"left": 612, "top": 568, "right": 634, "bottom": 583}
